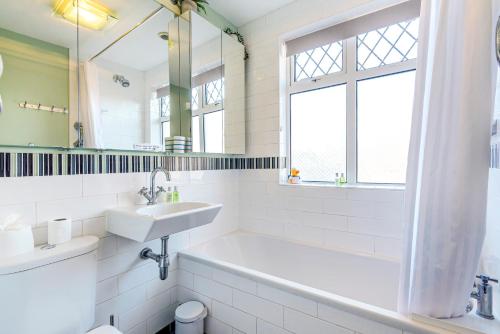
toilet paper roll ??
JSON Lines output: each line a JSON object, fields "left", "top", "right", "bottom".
{"left": 0, "top": 225, "right": 34, "bottom": 259}
{"left": 48, "top": 218, "right": 72, "bottom": 245}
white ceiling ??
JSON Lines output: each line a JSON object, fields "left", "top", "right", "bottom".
{"left": 208, "top": 0, "right": 296, "bottom": 27}
{"left": 0, "top": 0, "right": 295, "bottom": 70}
{"left": 0, "top": 0, "right": 162, "bottom": 48}
{"left": 95, "top": 9, "right": 173, "bottom": 71}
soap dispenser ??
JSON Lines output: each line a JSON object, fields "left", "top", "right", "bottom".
{"left": 172, "top": 186, "right": 180, "bottom": 203}
{"left": 166, "top": 186, "right": 173, "bottom": 203}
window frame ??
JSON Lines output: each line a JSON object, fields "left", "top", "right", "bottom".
{"left": 286, "top": 34, "right": 417, "bottom": 185}
{"left": 159, "top": 95, "right": 170, "bottom": 143}
{"left": 192, "top": 82, "right": 225, "bottom": 153}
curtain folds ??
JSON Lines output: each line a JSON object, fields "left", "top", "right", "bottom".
{"left": 398, "top": 0, "right": 497, "bottom": 318}
{"left": 79, "top": 61, "right": 103, "bottom": 149}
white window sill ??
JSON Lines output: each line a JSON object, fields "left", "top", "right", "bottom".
{"left": 279, "top": 180, "right": 405, "bottom": 191}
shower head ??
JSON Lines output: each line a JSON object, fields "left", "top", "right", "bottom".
{"left": 158, "top": 32, "right": 169, "bottom": 41}
{"left": 113, "top": 74, "right": 130, "bottom": 87}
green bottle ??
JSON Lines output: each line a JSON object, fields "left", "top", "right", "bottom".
{"left": 166, "top": 186, "right": 173, "bottom": 203}
{"left": 172, "top": 186, "right": 180, "bottom": 203}
{"left": 340, "top": 173, "right": 346, "bottom": 185}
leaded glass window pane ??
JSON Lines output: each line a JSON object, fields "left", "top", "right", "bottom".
{"left": 160, "top": 96, "right": 170, "bottom": 118}
{"left": 192, "top": 87, "right": 199, "bottom": 110}
{"left": 205, "top": 79, "right": 224, "bottom": 105}
{"left": 357, "top": 18, "right": 419, "bottom": 70}
{"left": 294, "top": 41, "right": 343, "bottom": 82}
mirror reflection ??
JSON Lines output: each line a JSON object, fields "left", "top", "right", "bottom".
{"left": 0, "top": 0, "right": 78, "bottom": 147}
{"left": 0, "top": 1, "right": 246, "bottom": 154}
{"left": 78, "top": 4, "right": 177, "bottom": 151}
{"left": 189, "top": 11, "right": 245, "bottom": 154}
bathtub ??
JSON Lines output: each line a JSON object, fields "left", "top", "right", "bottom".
{"left": 178, "top": 232, "right": 479, "bottom": 334}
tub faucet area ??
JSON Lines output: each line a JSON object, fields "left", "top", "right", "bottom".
{"left": 470, "top": 275, "right": 498, "bottom": 319}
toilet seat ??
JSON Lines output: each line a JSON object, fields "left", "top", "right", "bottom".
{"left": 87, "top": 325, "right": 122, "bottom": 334}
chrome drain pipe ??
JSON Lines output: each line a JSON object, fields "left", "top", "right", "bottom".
{"left": 140, "top": 236, "right": 169, "bottom": 280}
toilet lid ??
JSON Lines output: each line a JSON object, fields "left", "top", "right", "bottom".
{"left": 175, "top": 301, "right": 207, "bottom": 323}
{"left": 87, "top": 325, "right": 122, "bottom": 334}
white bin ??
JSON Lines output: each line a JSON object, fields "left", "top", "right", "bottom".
{"left": 175, "top": 301, "right": 207, "bottom": 334}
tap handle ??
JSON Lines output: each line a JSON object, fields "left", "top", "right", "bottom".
{"left": 156, "top": 186, "right": 166, "bottom": 193}
{"left": 138, "top": 187, "right": 148, "bottom": 194}
{"left": 476, "top": 275, "right": 499, "bottom": 284}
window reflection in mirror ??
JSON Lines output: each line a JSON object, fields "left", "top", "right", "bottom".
{"left": 189, "top": 11, "right": 245, "bottom": 154}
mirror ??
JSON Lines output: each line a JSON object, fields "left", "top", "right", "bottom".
{"left": 0, "top": 1, "right": 246, "bottom": 154}
{"left": 188, "top": 11, "right": 246, "bottom": 154}
{"left": 77, "top": 2, "right": 179, "bottom": 151}
{"left": 0, "top": 0, "right": 78, "bottom": 148}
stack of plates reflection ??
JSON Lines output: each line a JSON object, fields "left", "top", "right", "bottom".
{"left": 165, "top": 136, "right": 192, "bottom": 153}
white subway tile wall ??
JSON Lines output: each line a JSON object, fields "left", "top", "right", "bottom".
{"left": 240, "top": 170, "right": 404, "bottom": 260}
{"left": 237, "top": 0, "right": 407, "bottom": 260}
{"left": 0, "top": 171, "right": 240, "bottom": 334}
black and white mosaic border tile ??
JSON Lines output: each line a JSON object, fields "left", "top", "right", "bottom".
{"left": 1, "top": 145, "right": 498, "bottom": 178}
{"left": 0, "top": 152, "right": 286, "bottom": 177}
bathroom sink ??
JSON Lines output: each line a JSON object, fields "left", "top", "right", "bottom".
{"left": 106, "top": 202, "right": 223, "bottom": 242}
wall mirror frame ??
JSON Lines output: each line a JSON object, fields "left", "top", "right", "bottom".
{"left": 0, "top": 0, "right": 245, "bottom": 156}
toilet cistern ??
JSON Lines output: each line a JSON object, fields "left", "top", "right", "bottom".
{"left": 139, "top": 167, "right": 171, "bottom": 205}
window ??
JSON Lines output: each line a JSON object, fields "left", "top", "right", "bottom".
{"left": 192, "top": 77, "right": 225, "bottom": 153}
{"left": 294, "top": 41, "right": 343, "bottom": 82}
{"left": 159, "top": 95, "right": 170, "bottom": 143}
{"left": 291, "top": 84, "right": 346, "bottom": 182}
{"left": 205, "top": 78, "right": 224, "bottom": 106}
{"left": 203, "top": 110, "right": 224, "bottom": 153}
{"left": 357, "top": 71, "right": 415, "bottom": 183}
{"left": 287, "top": 17, "right": 418, "bottom": 184}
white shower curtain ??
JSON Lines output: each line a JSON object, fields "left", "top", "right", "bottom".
{"left": 79, "top": 61, "right": 103, "bottom": 148}
{"left": 398, "top": 0, "right": 497, "bottom": 318}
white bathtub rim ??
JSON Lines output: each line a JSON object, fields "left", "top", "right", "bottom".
{"left": 237, "top": 229, "right": 402, "bottom": 264}
{"left": 179, "top": 249, "right": 453, "bottom": 334}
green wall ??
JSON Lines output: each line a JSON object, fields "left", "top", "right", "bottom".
{"left": 0, "top": 28, "right": 69, "bottom": 147}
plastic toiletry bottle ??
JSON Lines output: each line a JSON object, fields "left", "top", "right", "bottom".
{"left": 172, "top": 186, "right": 180, "bottom": 203}
{"left": 340, "top": 173, "right": 346, "bottom": 185}
{"left": 166, "top": 187, "right": 173, "bottom": 203}
{"left": 335, "top": 173, "right": 340, "bottom": 186}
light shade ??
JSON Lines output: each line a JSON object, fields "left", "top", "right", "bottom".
{"left": 53, "top": 0, "right": 117, "bottom": 30}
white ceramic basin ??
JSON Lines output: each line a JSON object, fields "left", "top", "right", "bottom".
{"left": 106, "top": 202, "right": 223, "bottom": 242}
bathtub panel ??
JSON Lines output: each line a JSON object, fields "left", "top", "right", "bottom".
{"left": 284, "top": 308, "right": 354, "bottom": 334}
{"left": 318, "top": 303, "right": 402, "bottom": 334}
{"left": 177, "top": 232, "right": 457, "bottom": 334}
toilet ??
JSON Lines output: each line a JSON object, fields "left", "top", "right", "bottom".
{"left": 0, "top": 236, "right": 122, "bottom": 334}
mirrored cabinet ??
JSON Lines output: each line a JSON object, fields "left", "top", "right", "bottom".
{"left": 0, "top": 0, "right": 245, "bottom": 154}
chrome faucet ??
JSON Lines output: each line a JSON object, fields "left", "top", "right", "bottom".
{"left": 139, "top": 167, "right": 171, "bottom": 205}
{"left": 470, "top": 275, "right": 498, "bottom": 319}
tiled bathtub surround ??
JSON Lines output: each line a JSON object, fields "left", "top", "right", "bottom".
{"left": 240, "top": 169, "right": 405, "bottom": 260}
{"left": 0, "top": 170, "right": 240, "bottom": 333}
{"left": 0, "top": 152, "right": 284, "bottom": 177}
